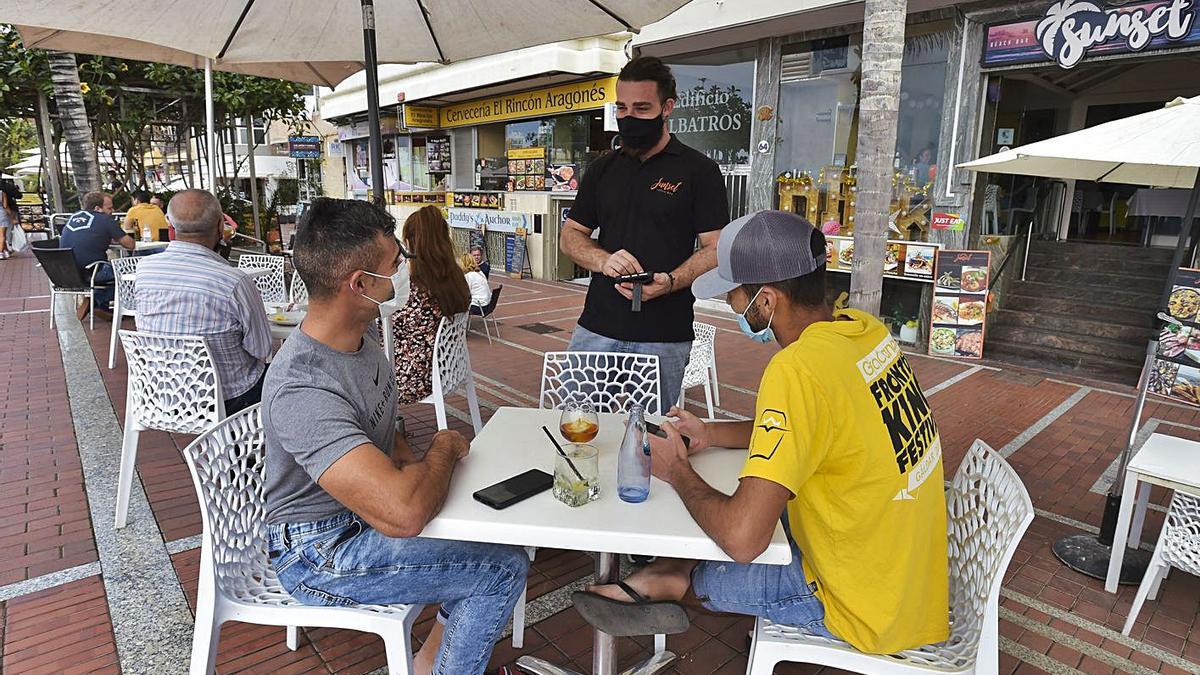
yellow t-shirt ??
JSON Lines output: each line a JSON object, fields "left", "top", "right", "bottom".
{"left": 740, "top": 309, "right": 949, "bottom": 654}
{"left": 125, "top": 203, "right": 170, "bottom": 241}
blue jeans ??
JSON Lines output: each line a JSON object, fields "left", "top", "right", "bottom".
{"left": 691, "top": 538, "right": 835, "bottom": 639}
{"left": 267, "top": 512, "right": 529, "bottom": 675}
{"left": 567, "top": 325, "right": 691, "bottom": 414}
{"left": 90, "top": 262, "right": 115, "bottom": 310}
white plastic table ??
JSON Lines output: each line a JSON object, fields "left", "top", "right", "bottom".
{"left": 420, "top": 407, "right": 792, "bottom": 675}
{"left": 262, "top": 302, "right": 305, "bottom": 341}
{"left": 1105, "top": 433, "right": 1200, "bottom": 592}
{"left": 110, "top": 240, "right": 169, "bottom": 256}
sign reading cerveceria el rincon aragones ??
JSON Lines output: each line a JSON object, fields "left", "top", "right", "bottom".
{"left": 405, "top": 77, "right": 617, "bottom": 130}
{"left": 983, "top": 0, "right": 1199, "bottom": 68}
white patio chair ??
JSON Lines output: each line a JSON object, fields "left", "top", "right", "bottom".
{"left": 1122, "top": 491, "right": 1200, "bottom": 635}
{"left": 115, "top": 330, "right": 226, "bottom": 529}
{"left": 523, "top": 351, "right": 664, "bottom": 650}
{"left": 108, "top": 256, "right": 141, "bottom": 369}
{"left": 745, "top": 439, "right": 1033, "bottom": 675}
{"left": 237, "top": 254, "right": 287, "bottom": 303}
{"left": 381, "top": 309, "right": 483, "bottom": 434}
{"left": 539, "top": 351, "right": 662, "bottom": 416}
{"left": 180, "top": 405, "right": 423, "bottom": 675}
{"left": 678, "top": 322, "right": 718, "bottom": 418}
{"left": 288, "top": 272, "right": 309, "bottom": 306}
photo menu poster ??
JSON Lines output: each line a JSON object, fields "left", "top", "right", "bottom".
{"left": 1149, "top": 268, "right": 1200, "bottom": 407}
{"left": 822, "top": 235, "right": 937, "bottom": 282}
{"left": 928, "top": 250, "right": 990, "bottom": 360}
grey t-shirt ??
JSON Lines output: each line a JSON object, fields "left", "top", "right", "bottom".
{"left": 263, "top": 324, "right": 396, "bottom": 524}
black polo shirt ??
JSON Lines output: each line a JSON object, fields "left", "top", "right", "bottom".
{"left": 569, "top": 136, "right": 728, "bottom": 343}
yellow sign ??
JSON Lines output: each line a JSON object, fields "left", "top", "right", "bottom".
{"left": 438, "top": 76, "right": 617, "bottom": 129}
{"left": 506, "top": 147, "right": 545, "bottom": 160}
{"left": 404, "top": 105, "right": 439, "bottom": 129}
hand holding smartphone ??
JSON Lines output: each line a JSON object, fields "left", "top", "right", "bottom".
{"left": 644, "top": 420, "right": 692, "bottom": 451}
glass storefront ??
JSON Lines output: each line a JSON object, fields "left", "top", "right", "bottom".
{"left": 775, "top": 23, "right": 951, "bottom": 189}
{"left": 474, "top": 112, "right": 613, "bottom": 191}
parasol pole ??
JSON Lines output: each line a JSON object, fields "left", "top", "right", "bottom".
{"left": 204, "top": 58, "right": 217, "bottom": 196}
{"left": 361, "top": 0, "right": 385, "bottom": 206}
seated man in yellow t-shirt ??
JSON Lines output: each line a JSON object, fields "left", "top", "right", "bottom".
{"left": 572, "top": 210, "right": 950, "bottom": 655}
{"left": 124, "top": 190, "right": 171, "bottom": 242}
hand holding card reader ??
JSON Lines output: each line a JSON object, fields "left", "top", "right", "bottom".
{"left": 615, "top": 272, "right": 655, "bottom": 312}
{"left": 473, "top": 469, "right": 553, "bottom": 510}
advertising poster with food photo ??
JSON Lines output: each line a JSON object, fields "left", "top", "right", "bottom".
{"left": 1149, "top": 269, "right": 1200, "bottom": 407}
{"left": 928, "top": 250, "right": 990, "bottom": 360}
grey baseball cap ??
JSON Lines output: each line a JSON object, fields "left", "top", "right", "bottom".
{"left": 693, "top": 210, "right": 824, "bottom": 299}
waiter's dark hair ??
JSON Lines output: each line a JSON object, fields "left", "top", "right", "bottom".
{"left": 294, "top": 197, "right": 397, "bottom": 300}
{"left": 618, "top": 56, "right": 677, "bottom": 103}
{"left": 742, "top": 229, "right": 828, "bottom": 309}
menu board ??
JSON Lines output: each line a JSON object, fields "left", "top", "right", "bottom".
{"left": 452, "top": 191, "right": 503, "bottom": 209}
{"left": 427, "top": 137, "right": 451, "bottom": 173}
{"left": 506, "top": 229, "right": 530, "bottom": 279}
{"left": 1150, "top": 268, "right": 1200, "bottom": 406}
{"left": 507, "top": 147, "right": 546, "bottom": 191}
{"left": 928, "top": 250, "right": 990, "bottom": 360}
{"left": 823, "top": 235, "right": 938, "bottom": 282}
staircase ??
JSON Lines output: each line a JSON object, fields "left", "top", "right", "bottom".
{"left": 987, "top": 240, "right": 1172, "bottom": 385}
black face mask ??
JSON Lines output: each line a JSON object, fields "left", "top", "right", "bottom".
{"left": 617, "top": 114, "right": 664, "bottom": 151}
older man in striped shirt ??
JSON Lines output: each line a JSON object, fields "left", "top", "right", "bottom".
{"left": 135, "top": 189, "right": 272, "bottom": 414}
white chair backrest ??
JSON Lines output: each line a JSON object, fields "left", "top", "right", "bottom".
{"left": 110, "top": 255, "right": 141, "bottom": 313}
{"left": 937, "top": 440, "right": 1034, "bottom": 668}
{"left": 1162, "top": 492, "right": 1200, "bottom": 576}
{"left": 540, "top": 351, "right": 662, "bottom": 415}
{"left": 689, "top": 322, "right": 717, "bottom": 369}
{"left": 118, "top": 330, "right": 225, "bottom": 434}
{"left": 289, "top": 273, "right": 309, "bottom": 306}
{"left": 238, "top": 254, "right": 287, "bottom": 303}
{"left": 179, "top": 405, "right": 271, "bottom": 600}
{"left": 432, "top": 313, "right": 471, "bottom": 395}
{"left": 983, "top": 184, "right": 1000, "bottom": 209}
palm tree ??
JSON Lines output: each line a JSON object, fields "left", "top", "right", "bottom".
{"left": 849, "top": 0, "right": 907, "bottom": 315}
{"left": 46, "top": 50, "right": 101, "bottom": 196}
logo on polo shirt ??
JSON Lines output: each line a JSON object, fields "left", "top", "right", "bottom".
{"left": 749, "top": 408, "right": 789, "bottom": 460}
{"left": 649, "top": 177, "right": 683, "bottom": 195}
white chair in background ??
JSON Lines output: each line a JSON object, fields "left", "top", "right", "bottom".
{"left": 678, "top": 322, "right": 718, "bottom": 418}
{"left": 982, "top": 185, "right": 1000, "bottom": 235}
{"left": 539, "top": 351, "right": 662, "bottom": 415}
{"left": 381, "top": 309, "right": 483, "bottom": 434}
{"left": 1123, "top": 491, "right": 1200, "bottom": 635}
{"left": 745, "top": 439, "right": 1033, "bottom": 675}
{"left": 237, "top": 254, "right": 287, "bottom": 303}
{"left": 180, "top": 405, "right": 423, "bottom": 675}
{"left": 288, "top": 272, "right": 309, "bottom": 306}
{"left": 115, "top": 331, "right": 226, "bottom": 529}
{"left": 108, "top": 256, "right": 141, "bottom": 369}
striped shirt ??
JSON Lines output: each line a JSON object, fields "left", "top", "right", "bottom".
{"left": 135, "top": 241, "right": 272, "bottom": 399}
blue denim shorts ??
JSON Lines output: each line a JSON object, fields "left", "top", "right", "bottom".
{"left": 691, "top": 539, "right": 835, "bottom": 639}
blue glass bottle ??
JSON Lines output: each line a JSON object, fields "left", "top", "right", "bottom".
{"left": 618, "top": 404, "right": 651, "bottom": 503}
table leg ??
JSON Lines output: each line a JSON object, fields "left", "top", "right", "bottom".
{"left": 1129, "top": 482, "right": 1152, "bottom": 548}
{"left": 1105, "top": 472, "right": 1141, "bottom": 593}
{"left": 594, "top": 552, "right": 618, "bottom": 675}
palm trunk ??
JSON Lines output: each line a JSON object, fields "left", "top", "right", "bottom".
{"left": 46, "top": 51, "right": 101, "bottom": 197}
{"left": 35, "top": 90, "right": 66, "bottom": 213}
{"left": 849, "top": 0, "right": 907, "bottom": 315}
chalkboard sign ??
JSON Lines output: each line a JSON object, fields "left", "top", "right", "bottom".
{"left": 506, "top": 229, "right": 530, "bottom": 279}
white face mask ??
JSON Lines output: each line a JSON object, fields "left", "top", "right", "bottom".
{"left": 358, "top": 261, "right": 410, "bottom": 307}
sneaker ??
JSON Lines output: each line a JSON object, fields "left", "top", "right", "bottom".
{"left": 0, "top": 250, "right": 9, "bottom": 259}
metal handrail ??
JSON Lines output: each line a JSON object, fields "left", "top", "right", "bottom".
{"left": 991, "top": 220, "right": 1033, "bottom": 285}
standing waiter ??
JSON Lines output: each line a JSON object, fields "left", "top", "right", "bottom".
{"left": 561, "top": 56, "right": 728, "bottom": 413}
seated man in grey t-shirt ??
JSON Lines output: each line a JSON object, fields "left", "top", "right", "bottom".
{"left": 263, "top": 198, "right": 527, "bottom": 675}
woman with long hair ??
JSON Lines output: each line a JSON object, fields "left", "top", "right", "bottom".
{"left": 391, "top": 206, "right": 471, "bottom": 404}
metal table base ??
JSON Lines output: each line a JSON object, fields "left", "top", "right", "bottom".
{"left": 515, "top": 552, "right": 678, "bottom": 675}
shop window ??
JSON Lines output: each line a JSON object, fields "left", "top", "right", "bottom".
{"left": 666, "top": 47, "right": 755, "bottom": 167}
{"left": 775, "top": 27, "right": 950, "bottom": 182}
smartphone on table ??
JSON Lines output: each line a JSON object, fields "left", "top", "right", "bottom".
{"left": 473, "top": 469, "right": 554, "bottom": 510}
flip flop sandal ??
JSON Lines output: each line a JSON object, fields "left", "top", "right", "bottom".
{"left": 571, "top": 580, "right": 690, "bottom": 637}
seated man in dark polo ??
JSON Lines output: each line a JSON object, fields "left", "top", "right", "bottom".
{"left": 60, "top": 191, "right": 134, "bottom": 317}
{"left": 263, "top": 198, "right": 527, "bottom": 675}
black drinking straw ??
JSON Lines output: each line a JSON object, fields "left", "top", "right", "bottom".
{"left": 541, "top": 425, "right": 586, "bottom": 482}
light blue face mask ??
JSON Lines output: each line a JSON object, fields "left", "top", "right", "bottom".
{"left": 736, "top": 287, "right": 775, "bottom": 344}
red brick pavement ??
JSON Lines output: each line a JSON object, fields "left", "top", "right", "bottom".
{"left": 4, "top": 262, "right": 1200, "bottom": 674}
